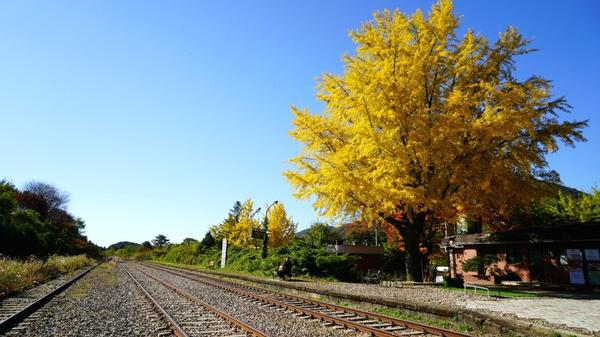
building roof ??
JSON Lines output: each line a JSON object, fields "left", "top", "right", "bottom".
{"left": 441, "top": 222, "right": 600, "bottom": 248}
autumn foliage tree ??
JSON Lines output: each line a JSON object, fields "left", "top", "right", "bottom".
{"left": 267, "top": 203, "right": 297, "bottom": 248}
{"left": 210, "top": 199, "right": 260, "bottom": 248}
{"left": 285, "top": 0, "right": 586, "bottom": 281}
{"left": 0, "top": 180, "right": 99, "bottom": 258}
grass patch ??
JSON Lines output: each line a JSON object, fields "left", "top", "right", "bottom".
{"left": 374, "top": 307, "right": 475, "bottom": 333}
{"left": 0, "top": 255, "right": 95, "bottom": 298}
{"left": 68, "top": 262, "right": 113, "bottom": 299}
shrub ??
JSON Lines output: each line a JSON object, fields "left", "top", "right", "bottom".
{"left": 0, "top": 255, "right": 94, "bottom": 297}
{"left": 462, "top": 255, "right": 498, "bottom": 273}
{"left": 444, "top": 277, "right": 464, "bottom": 288}
{"left": 162, "top": 243, "right": 201, "bottom": 265}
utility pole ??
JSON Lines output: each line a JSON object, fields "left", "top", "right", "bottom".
{"left": 262, "top": 200, "right": 278, "bottom": 258}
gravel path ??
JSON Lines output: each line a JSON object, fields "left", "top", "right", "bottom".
{"left": 136, "top": 263, "right": 368, "bottom": 337}
{"left": 459, "top": 297, "right": 600, "bottom": 336}
{"left": 3, "top": 261, "right": 172, "bottom": 337}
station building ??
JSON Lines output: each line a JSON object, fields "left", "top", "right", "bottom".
{"left": 441, "top": 222, "right": 600, "bottom": 288}
{"left": 333, "top": 244, "right": 385, "bottom": 272}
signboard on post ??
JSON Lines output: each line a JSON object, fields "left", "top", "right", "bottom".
{"left": 250, "top": 229, "right": 265, "bottom": 240}
{"left": 220, "top": 239, "right": 227, "bottom": 268}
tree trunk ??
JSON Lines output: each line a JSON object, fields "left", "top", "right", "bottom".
{"left": 386, "top": 213, "right": 425, "bottom": 282}
{"left": 403, "top": 233, "right": 423, "bottom": 282}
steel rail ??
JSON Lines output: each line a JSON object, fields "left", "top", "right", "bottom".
{"left": 125, "top": 269, "right": 190, "bottom": 337}
{"left": 132, "top": 267, "right": 271, "bottom": 337}
{"left": 0, "top": 264, "right": 98, "bottom": 334}
{"left": 148, "top": 263, "right": 475, "bottom": 337}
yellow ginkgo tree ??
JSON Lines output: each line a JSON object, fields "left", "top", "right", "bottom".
{"left": 285, "top": 0, "right": 586, "bottom": 281}
{"left": 210, "top": 199, "right": 260, "bottom": 248}
{"left": 267, "top": 203, "right": 297, "bottom": 249}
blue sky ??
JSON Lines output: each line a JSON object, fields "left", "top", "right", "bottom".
{"left": 1, "top": 1, "right": 598, "bottom": 247}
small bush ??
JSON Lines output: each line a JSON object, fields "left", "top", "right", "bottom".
{"left": 462, "top": 255, "right": 498, "bottom": 275}
{"left": 444, "top": 277, "right": 464, "bottom": 288}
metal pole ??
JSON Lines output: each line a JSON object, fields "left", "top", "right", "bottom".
{"left": 374, "top": 221, "right": 378, "bottom": 246}
{"left": 262, "top": 200, "right": 278, "bottom": 258}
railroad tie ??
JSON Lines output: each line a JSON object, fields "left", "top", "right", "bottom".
{"left": 399, "top": 331, "right": 426, "bottom": 336}
{"left": 194, "top": 329, "right": 237, "bottom": 335}
{"left": 356, "top": 319, "right": 379, "bottom": 324}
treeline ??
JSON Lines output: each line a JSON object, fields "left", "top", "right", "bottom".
{"left": 0, "top": 180, "right": 100, "bottom": 258}
{"left": 532, "top": 189, "right": 600, "bottom": 224}
{"left": 107, "top": 190, "right": 600, "bottom": 282}
{"left": 105, "top": 199, "right": 406, "bottom": 281}
{"left": 106, "top": 224, "right": 368, "bottom": 281}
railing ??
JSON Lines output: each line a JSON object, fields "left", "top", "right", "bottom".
{"left": 463, "top": 283, "right": 490, "bottom": 297}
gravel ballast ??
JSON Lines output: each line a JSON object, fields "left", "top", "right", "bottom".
{"left": 135, "top": 263, "right": 369, "bottom": 337}
{"left": 156, "top": 263, "right": 600, "bottom": 337}
{"left": 4, "top": 261, "right": 172, "bottom": 337}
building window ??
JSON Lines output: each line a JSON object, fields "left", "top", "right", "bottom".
{"left": 506, "top": 249, "right": 523, "bottom": 264}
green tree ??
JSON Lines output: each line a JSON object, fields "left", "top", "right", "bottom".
{"left": 152, "top": 234, "right": 170, "bottom": 248}
{"left": 182, "top": 238, "right": 198, "bottom": 245}
{"left": 1, "top": 179, "right": 97, "bottom": 258}
{"left": 200, "top": 231, "right": 217, "bottom": 249}
{"left": 302, "top": 222, "right": 342, "bottom": 248}
{"left": 533, "top": 188, "right": 600, "bottom": 224}
{"left": 139, "top": 241, "right": 153, "bottom": 252}
{"left": 578, "top": 189, "right": 600, "bottom": 222}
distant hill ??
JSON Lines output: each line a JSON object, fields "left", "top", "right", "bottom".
{"left": 295, "top": 228, "right": 310, "bottom": 238}
{"left": 107, "top": 241, "right": 140, "bottom": 250}
{"left": 295, "top": 225, "right": 345, "bottom": 239}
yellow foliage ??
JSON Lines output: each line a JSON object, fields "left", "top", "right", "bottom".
{"left": 211, "top": 199, "right": 260, "bottom": 248}
{"left": 267, "top": 203, "right": 297, "bottom": 248}
{"left": 285, "top": 0, "right": 586, "bottom": 227}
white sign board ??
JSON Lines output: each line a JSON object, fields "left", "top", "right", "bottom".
{"left": 566, "top": 249, "right": 585, "bottom": 285}
{"left": 220, "top": 239, "right": 227, "bottom": 268}
{"left": 569, "top": 271, "right": 585, "bottom": 285}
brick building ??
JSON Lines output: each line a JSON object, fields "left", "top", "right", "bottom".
{"left": 440, "top": 222, "right": 600, "bottom": 287}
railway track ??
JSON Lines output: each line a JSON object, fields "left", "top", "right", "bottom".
{"left": 143, "top": 263, "right": 475, "bottom": 337}
{"left": 0, "top": 264, "right": 97, "bottom": 335}
{"left": 126, "top": 266, "right": 270, "bottom": 337}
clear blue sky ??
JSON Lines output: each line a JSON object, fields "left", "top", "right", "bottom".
{"left": 1, "top": 1, "right": 598, "bottom": 247}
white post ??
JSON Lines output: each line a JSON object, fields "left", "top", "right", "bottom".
{"left": 220, "top": 239, "right": 227, "bottom": 268}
